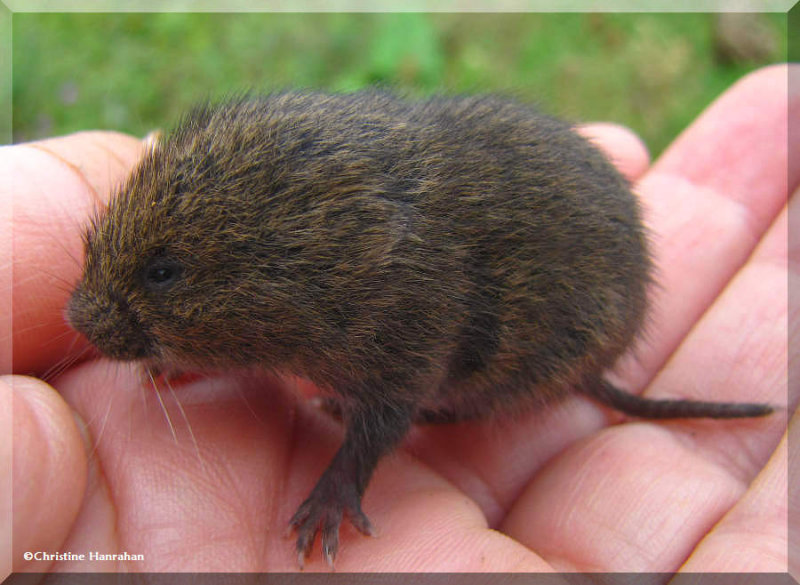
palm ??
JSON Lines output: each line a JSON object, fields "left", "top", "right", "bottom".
{"left": 6, "top": 65, "right": 792, "bottom": 574}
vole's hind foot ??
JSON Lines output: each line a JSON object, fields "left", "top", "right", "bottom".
{"left": 289, "top": 472, "right": 374, "bottom": 569}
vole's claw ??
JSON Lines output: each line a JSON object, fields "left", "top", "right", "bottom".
{"left": 294, "top": 524, "right": 315, "bottom": 569}
{"left": 290, "top": 502, "right": 342, "bottom": 569}
{"left": 289, "top": 473, "right": 371, "bottom": 569}
{"left": 346, "top": 507, "right": 375, "bottom": 537}
{"left": 322, "top": 514, "right": 340, "bottom": 568}
{"left": 322, "top": 541, "right": 337, "bottom": 569}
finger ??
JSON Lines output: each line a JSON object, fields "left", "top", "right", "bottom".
{"left": 654, "top": 64, "right": 797, "bottom": 230}
{"left": 577, "top": 122, "right": 650, "bottom": 182}
{"left": 6, "top": 131, "right": 145, "bottom": 377}
{"left": 8, "top": 375, "right": 88, "bottom": 572}
{"left": 639, "top": 193, "right": 792, "bottom": 474}
{"left": 502, "top": 421, "right": 753, "bottom": 572}
{"left": 615, "top": 63, "right": 796, "bottom": 388}
{"left": 678, "top": 409, "right": 792, "bottom": 572}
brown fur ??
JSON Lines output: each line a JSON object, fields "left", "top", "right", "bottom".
{"left": 66, "top": 91, "right": 772, "bottom": 566}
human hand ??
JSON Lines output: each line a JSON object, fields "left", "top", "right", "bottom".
{"left": 4, "top": 64, "right": 794, "bottom": 574}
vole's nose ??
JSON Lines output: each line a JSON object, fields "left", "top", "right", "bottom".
{"left": 65, "top": 288, "right": 153, "bottom": 361}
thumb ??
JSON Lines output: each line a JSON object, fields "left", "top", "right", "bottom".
{"left": 6, "top": 375, "right": 88, "bottom": 574}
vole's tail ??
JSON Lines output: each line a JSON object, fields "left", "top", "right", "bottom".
{"left": 580, "top": 377, "right": 774, "bottom": 419}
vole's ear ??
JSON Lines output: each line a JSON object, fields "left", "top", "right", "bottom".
{"left": 143, "top": 130, "right": 163, "bottom": 154}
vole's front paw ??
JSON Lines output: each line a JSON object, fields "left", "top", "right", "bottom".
{"left": 289, "top": 475, "right": 375, "bottom": 569}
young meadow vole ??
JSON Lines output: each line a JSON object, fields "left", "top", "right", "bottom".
{"left": 65, "top": 91, "right": 773, "bottom": 567}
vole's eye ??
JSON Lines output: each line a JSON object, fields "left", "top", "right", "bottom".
{"left": 143, "top": 257, "right": 183, "bottom": 291}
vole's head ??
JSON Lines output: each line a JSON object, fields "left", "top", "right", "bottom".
{"left": 66, "top": 101, "right": 308, "bottom": 370}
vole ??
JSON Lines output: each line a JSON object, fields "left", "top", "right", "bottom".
{"left": 65, "top": 90, "right": 773, "bottom": 568}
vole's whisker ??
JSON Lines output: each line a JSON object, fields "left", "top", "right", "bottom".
{"left": 164, "top": 375, "right": 208, "bottom": 473}
{"left": 138, "top": 367, "right": 151, "bottom": 412}
{"left": 88, "top": 378, "right": 117, "bottom": 460}
{"left": 51, "top": 327, "right": 83, "bottom": 348}
{"left": 147, "top": 368, "right": 178, "bottom": 443}
{"left": 37, "top": 267, "right": 78, "bottom": 291}
{"left": 40, "top": 346, "right": 81, "bottom": 381}
{"left": 40, "top": 338, "right": 96, "bottom": 381}
{"left": 13, "top": 319, "right": 67, "bottom": 335}
{"left": 232, "top": 379, "right": 267, "bottom": 427}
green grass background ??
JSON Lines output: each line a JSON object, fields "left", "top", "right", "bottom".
{"left": 12, "top": 12, "right": 787, "bottom": 157}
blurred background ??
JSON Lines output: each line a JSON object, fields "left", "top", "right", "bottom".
{"left": 12, "top": 11, "right": 786, "bottom": 157}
